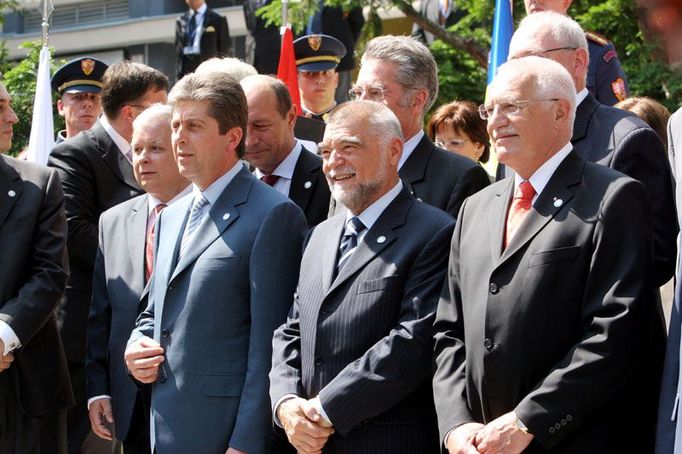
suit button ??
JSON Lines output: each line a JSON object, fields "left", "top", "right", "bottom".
{"left": 483, "top": 338, "right": 494, "bottom": 351}
{"left": 555, "top": 423, "right": 562, "bottom": 430}
{"left": 159, "top": 375, "right": 166, "bottom": 383}
{"left": 548, "top": 426, "right": 555, "bottom": 434}
{"left": 489, "top": 283, "right": 499, "bottom": 294}
{"left": 561, "top": 419, "right": 567, "bottom": 426}
{"left": 314, "top": 356, "right": 324, "bottom": 366}
{"left": 566, "top": 414, "right": 573, "bottom": 421}
{"left": 161, "top": 329, "right": 170, "bottom": 338}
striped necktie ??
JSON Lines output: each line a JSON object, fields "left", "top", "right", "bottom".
{"left": 336, "top": 216, "right": 366, "bottom": 274}
{"left": 179, "top": 194, "right": 209, "bottom": 259}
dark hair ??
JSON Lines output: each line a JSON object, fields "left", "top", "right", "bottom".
{"left": 101, "top": 61, "right": 169, "bottom": 119}
{"left": 169, "top": 71, "right": 248, "bottom": 158}
{"left": 615, "top": 96, "right": 671, "bottom": 149}
{"left": 426, "top": 100, "right": 490, "bottom": 163}
{"left": 266, "top": 77, "right": 293, "bottom": 118}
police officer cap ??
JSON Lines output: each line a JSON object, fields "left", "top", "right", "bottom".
{"left": 294, "top": 34, "right": 347, "bottom": 72}
{"left": 51, "top": 57, "right": 108, "bottom": 95}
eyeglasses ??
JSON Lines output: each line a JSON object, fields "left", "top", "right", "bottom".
{"left": 540, "top": 46, "right": 577, "bottom": 56}
{"left": 435, "top": 138, "right": 470, "bottom": 149}
{"left": 348, "top": 85, "right": 389, "bottom": 101}
{"left": 126, "top": 104, "right": 151, "bottom": 111}
{"left": 478, "top": 99, "right": 559, "bottom": 120}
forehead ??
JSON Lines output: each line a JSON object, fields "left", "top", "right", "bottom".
{"left": 511, "top": 28, "right": 557, "bottom": 56}
{"left": 322, "top": 118, "right": 366, "bottom": 142}
{"left": 488, "top": 71, "right": 534, "bottom": 101}
{"left": 0, "top": 85, "right": 11, "bottom": 102}
{"left": 244, "top": 84, "right": 276, "bottom": 108}
{"left": 357, "top": 59, "right": 398, "bottom": 85}
{"left": 172, "top": 100, "right": 211, "bottom": 119}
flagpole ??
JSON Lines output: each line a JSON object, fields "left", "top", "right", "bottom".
{"left": 282, "top": 0, "right": 289, "bottom": 29}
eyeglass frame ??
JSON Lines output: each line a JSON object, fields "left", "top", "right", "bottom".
{"left": 478, "top": 99, "right": 559, "bottom": 120}
{"left": 348, "top": 85, "right": 390, "bottom": 101}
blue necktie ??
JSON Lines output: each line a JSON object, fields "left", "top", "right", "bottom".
{"left": 179, "top": 194, "right": 209, "bottom": 259}
{"left": 336, "top": 217, "right": 366, "bottom": 274}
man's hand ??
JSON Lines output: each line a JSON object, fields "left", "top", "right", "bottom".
{"left": 474, "top": 411, "right": 534, "bottom": 454}
{"left": 88, "top": 397, "right": 114, "bottom": 440}
{"left": 225, "top": 448, "right": 247, "bottom": 454}
{"left": 124, "top": 336, "right": 164, "bottom": 384}
{"left": 301, "top": 397, "right": 333, "bottom": 428}
{"left": 0, "top": 339, "right": 13, "bottom": 372}
{"left": 277, "top": 397, "right": 334, "bottom": 454}
{"left": 446, "top": 422, "right": 485, "bottom": 454}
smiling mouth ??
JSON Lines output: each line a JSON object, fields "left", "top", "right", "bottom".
{"left": 331, "top": 173, "right": 355, "bottom": 182}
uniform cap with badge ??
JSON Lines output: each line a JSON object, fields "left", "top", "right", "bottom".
{"left": 51, "top": 57, "right": 108, "bottom": 96}
{"left": 294, "top": 34, "right": 347, "bottom": 72}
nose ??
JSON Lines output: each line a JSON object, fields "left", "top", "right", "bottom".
{"left": 323, "top": 148, "right": 344, "bottom": 176}
{"left": 7, "top": 106, "right": 17, "bottom": 125}
{"left": 486, "top": 105, "right": 508, "bottom": 133}
{"left": 244, "top": 125, "right": 258, "bottom": 148}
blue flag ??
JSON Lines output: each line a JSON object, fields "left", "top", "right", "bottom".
{"left": 487, "top": 0, "right": 513, "bottom": 85}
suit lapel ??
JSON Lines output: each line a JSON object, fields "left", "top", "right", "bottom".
{"left": 95, "top": 122, "right": 141, "bottom": 191}
{"left": 399, "top": 135, "right": 433, "bottom": 191}
{"left": 170, "top": 168, "right": 252, "bottom": 281}
{"left": 289, "top": 147, "right": 318, "bottom": 212}
{"left": 126, "top": 197, "right": 149, "bottom": 295}
{"left": 499, "top": 152, "right": 584, "bottom": 264}
{"left": 572, "top": 94, "right": 598, "bottom": 144}
{"left": 488, "top": 178, "right": 513, "bottom": 263}
{"left": 321, "top": 216, "right": 345, "bottom": 294}
{"left": 327, "top": 190, "right": 412, "bottom": 295}
{"left": 0, "top": 157, "right": 21, "bottom": 228}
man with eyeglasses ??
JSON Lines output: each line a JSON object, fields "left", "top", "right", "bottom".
{"left": 48, "top": 61, "right": 168, "bottom": 454}
{"left": 434, "top": 55, "right": 659, "bottom": 454}
{"left": 524, "top": 0, "right": 630, "bottom": 105}
{"left": 350, "top": 35, "right": 490, "bottom": 219}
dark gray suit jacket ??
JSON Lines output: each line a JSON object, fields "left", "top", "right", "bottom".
{"left": 130, "top": 167, "right": 306, "bottom": 454}
{"left": 270, "top": 187, "right": 454, "bottom": 453}
{"left": 0, "top": 155, "right": 72, "bottom": 417}
{"left": 86, "top": 195, "right": 149, "bottom": 441}
{"left": 289, "top": 147, "right": 330, "bottom": 227}
{"left": 434, "top": 151, "right": 659, "bottom": 452}
{"left": 48, "top": 120, "right": 143, "bottom": 362}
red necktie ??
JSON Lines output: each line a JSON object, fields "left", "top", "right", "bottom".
{"left": 145, "top": 203, "right": 167, "bottom": 282}
{"left": 504, "top": 181, "right": 536, "bottom": 249}
{"left": 261, "top": 174, "right": 280, "bottom": 186}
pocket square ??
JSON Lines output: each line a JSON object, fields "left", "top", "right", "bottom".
{"left": 205, "top": 26, "right": 216, "bottom": 32}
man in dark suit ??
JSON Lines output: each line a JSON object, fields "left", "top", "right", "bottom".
{"left": 433, "top": 57, "right": 659, "bottom": 453}
{"left": 241, "top": 74, "right": 330, "bottom": 227}
{"left": 48, "top": 61, "right": 168, "bottom": 454}
{"left": 505, "top": 11, "right": 678, "bottom": 288}
{"left": 352, "top": 35, "right": 490, "bottom": 218}
{"left": 243, "top": 0, "right": 280, "bottom": 75}
{"left": 176, "top": 0, "right": 230, "bottom": 80}
{"left": 0, "top": 82, "right": 72, "bottom": 453}
{"left": 125, "top": 71, "right": 307, "bottom": 454}
{"left": 270, "top": 100, "right": 454, "bottom": 453}
{"left": 86, "top": 105, "right": 190, "bottom": 453}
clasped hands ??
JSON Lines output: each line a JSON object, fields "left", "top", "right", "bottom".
{"left": 277, "top": 396, "right": 335, "bottom": 454}
{"left": 124, "top": 336, "right": 165, "bottom": 384}
{"left": 447, "top": 412, "right": 534, "bottom": 454}
{"left": 0, "top": 339, "right": 13, "bottom": 372}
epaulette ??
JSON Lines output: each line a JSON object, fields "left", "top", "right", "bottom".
{"left": 585, "top": 31, "right": 610, "bottom": 46}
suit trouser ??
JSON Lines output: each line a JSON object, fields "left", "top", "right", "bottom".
{"left": 0, "top": 370, "right": 67, "bottom": 454}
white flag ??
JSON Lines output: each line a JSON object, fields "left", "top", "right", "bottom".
{"left": 26, "top": 46, "right": 55, "bottom": 165}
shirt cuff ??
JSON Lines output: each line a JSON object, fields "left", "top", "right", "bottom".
{"left": 313, "top": 397, "right": 332, "bottom": 426}
{"left": 87, "top": 395, "right": 111, "bottom": 410}
{"left": 0, "top": 320, "right": 21, "bottom": 355}
{"left": 273, "top": 394, "right": 298, "bottom": 428}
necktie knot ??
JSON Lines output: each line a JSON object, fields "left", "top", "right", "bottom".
{"left": 344, "top": 216, "right": 366, "bottom": 237}
{"left": 516, "top": 180, "right": 536, "bottom": 202}
{"left": 261, "top": 174, "right": 280, "bottom": 187}
{"left": 154, "top": 203, "right": 167, "bottom": 215}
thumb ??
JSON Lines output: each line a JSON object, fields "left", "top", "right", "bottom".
{"left": 102, "top": 400, "right": 114, "bottom": 423}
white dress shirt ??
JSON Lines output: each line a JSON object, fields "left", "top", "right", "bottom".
{"left": 184, "top": 2, "right": 208, "bottom": 55}
{"left": 254, "top": 140, "right": 302, "bottom": 197}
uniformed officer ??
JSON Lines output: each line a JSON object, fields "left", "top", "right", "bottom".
{"left": 51, "top": 57, "right": 108, "bottom": 144}
{"left": 524, "top": 0, "right": 630, "bottom": 105}
{"left": 294, "top": 34, "right": 347, "bottom": 122}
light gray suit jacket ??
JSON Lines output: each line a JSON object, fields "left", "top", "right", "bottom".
{"left": 130, "top": 167, "right": 307, "bottom": 454}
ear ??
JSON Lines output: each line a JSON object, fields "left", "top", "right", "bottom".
{"left": 121, "top": 104, "right": 136, "bottom": 123}
{"left": 286, "top": 104, "right": 297, "bottom": 129}
{"left": 554, "top": 99, "right": 572, "bottom": 127}
{"left": 227, "top": 126, "right": 244, "bottom": 149}
{"left": 57, "top": 98, "right": 65, "bottom": 116}
{"left": 412, "top": 88, "right": 429, "bottom": 113}
{"left": 574, "top": 48, "right": 589, "bottom": 78}
{"left": 388, "top": 137, "right": 403, "bottom": 166}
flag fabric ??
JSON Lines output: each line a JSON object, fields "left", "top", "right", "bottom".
{"left": 487, "top": 0, "right": 514, "bottom": 85}
{"left": 277, "top": 25, "right": 302, "bottom": 115}
{"left": 26, "top": 46, "right": 55, "bottom": 165}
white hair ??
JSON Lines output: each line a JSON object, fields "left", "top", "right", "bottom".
{"left": 194, "top": 57, "right": 258, "bottom": 81}
{"left": 132, "top": 103, "right": 172, "bottom": 130}
{"left": 510, "top": 11, "right": 588, "bottom": 61}
{"left": 328, "top": 100, "right": 404, "bottom": 145}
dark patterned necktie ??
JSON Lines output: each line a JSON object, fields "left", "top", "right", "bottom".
{"left": 186, "top": 11, "right": 197, "bottom": 46}
{"left": 261, "top": 174, "right": 280, "bottom": 186}
{"left": 336, "top": 217, "right": 366, "bottom": 274}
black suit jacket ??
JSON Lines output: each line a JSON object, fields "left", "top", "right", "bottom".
{"left": 289, "top": 147, "right": 330, "bottom": 227}
{"left": 48, "top": 120, "right": 143, "bottom": 362}
{"left": 86, "top": 195, "right": 149, "bottom": 441}
{"left": 176, "top": 8, "right": 230, "bottom": 79}
{"left": 433, "top": 151, "right": 660, "bottom": 452}
{"left": 400, "top": 135, "right": 490, "bottom": 218}
{"left": 270, "top": 187, "right": 454, "bottom": 453}
{"left": 0, "top": 155, "right": 73, "bottom": 417}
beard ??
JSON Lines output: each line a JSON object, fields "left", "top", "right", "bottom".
{"left": 330, "top": 158, "right": 389, "bottom": 213}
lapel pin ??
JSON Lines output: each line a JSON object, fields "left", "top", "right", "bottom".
{"left": 377, "top": 235, "right": 386, "bottom": 244}
{"left": 553, "top": 198, "right": 563, "bottom": 208}
{"left": 7, "top": 190, "right": 16, "bottom": 197}
{"left": 416, "top": 197, "right": 423, "bottom": 202}
{"left": 223, "top": 213, "right": 231, "bottom": 220}
{"left": 304, "top": 181, "right": 312, "bottom": 189}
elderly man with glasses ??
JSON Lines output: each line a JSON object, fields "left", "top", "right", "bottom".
{"left": 433, "top": 55, "right": 660, "bottom": 454}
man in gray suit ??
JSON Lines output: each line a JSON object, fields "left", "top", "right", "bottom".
{"left": 86, "top": 105, "right": 190, "bottom": 453}
{"left": 125, "top": 71, "right": 307, "bottom": 454}
{"left": 433, "top": 57, "right": 658, "bottom": 454}
{"left": 270, "top": 101, "right": 454, "bottom": 453}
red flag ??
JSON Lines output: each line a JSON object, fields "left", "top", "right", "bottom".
{"left": 277, "top": 26, "right": 301, "bottom": 115}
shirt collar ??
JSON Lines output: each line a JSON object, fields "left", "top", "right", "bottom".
{"left": 345, "top": 180, "right": 404, "bottom": 231}
{"left": 254, "top": 140, "right": 302, "bottom": 181}
{"left": 191, "top": 3, "right": 207, "bottom": 16}
{"left": 514, "top": 142, "right": 573, "bottom": 201}
{"left": 147, "top": 185, "right": 193, "bottom": 216}
{"left": 99, "top": 115, "right": 131, "bottom": 157}
{"left": 399, "top": 130, "right": 424, "bottom": 169}
{"left": 192, "top": 161, "right": 244, "bottom": 207}
{"left": 576, "top": 88, "right": 589, "bottom": 106}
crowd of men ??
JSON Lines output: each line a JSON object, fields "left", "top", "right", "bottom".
{"left": 3, "top": 0, "right": 682, "bottom": 452}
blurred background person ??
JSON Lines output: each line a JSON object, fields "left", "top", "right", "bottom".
{"left": 426, "top": 100, "right": 490, "bottom": 165}
{"left": 616, "top": 96, "right": 672, "bottom": 149}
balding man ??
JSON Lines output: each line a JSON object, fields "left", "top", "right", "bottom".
{"left": 86, "top": 105, "right": 190, "bottom": 453}
{"left": 433, "top": 57, "right": 658, "bottom": 453}
{"left": 506, "top": 12, "right": 677, "bottom": 289}
{"left": 270, "top": 101, "right": 454, "bottom": 453}
{"left": 351, "top": 35, "right": 489, "bottom": 219}
{"left": 241, "top": 75, "right": 330, "bottom": 227}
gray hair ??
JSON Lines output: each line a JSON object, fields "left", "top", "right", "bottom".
{"left": 327, "top": 100, "right": 404, "bottom": 146}
{"left": 511, "top": 11, "right": 588, "bottom": 60}
{"left": 495, "top": 56, "right": 576, "bottom": 126}
{"left": 194, "top": 57, "right": 258, "bottom": 81}
{"left": 360, "top": 35, "right": 439, "bottom": 113}
{"left": 132, "top": 103, "right": 172, "bottom": 131}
